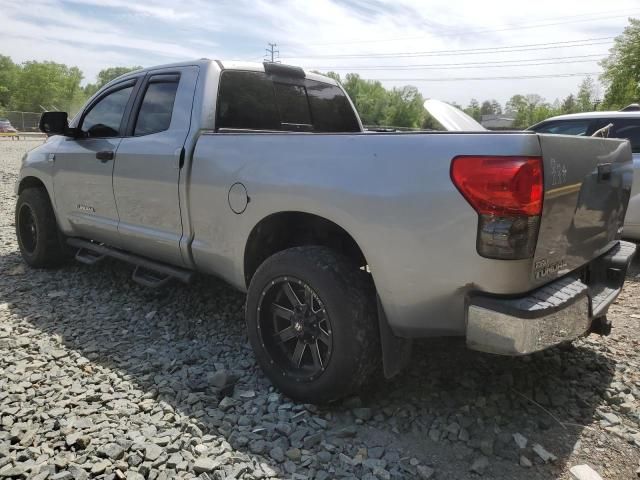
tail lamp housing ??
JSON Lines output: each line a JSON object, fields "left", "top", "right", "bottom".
{"left": 451, "top": 156, "right": 543, "bottom": 260}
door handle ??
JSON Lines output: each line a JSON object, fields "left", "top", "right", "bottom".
{"left": 96, "top": 150, "right": 114, "bottom": 162}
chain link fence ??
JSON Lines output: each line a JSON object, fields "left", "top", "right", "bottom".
{"left": 0, "top": 111, "right": 42, "bottom": 132}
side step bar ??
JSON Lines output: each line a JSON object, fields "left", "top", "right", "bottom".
{"left": 67, "top": 238, "right": 194, "bottom": 286}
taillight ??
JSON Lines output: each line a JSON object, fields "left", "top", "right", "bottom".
{"left": 451, "top": 156, "right": 544, "bottom": 260}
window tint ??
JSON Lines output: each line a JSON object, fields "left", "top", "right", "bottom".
{"left": 82, "top": 86, "right": 133, "bottom": 137}
{"left": 216, "top": 71, "right": 360, "bottom": 133}
{"left": 273, "top": 83, "right": 311, "bottom": 127}
{"left": 610, "top": 119, "right": 640, "bottom": 153}
{"left": 307, "top": 81, "right": 360, "bottom": 132}
{"left": 217, "top": 72, "right": 280, "bottom": 130}
{"left": 134, "top": 81, "right": 179, "bottom": 136}
{"left": 534, "top": 120, "right": 591, "bottom": 136}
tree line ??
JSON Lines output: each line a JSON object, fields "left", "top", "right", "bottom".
{"left": 0, "top": 17, "right": 638, "bottom": 128}
{"left": 456, "top": 76, "right": 599, "bottom": 129}
{"left": 0, "top": 56, "right": 139, "bottom": 114}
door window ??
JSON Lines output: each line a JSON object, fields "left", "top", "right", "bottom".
{"left": 81, "top": 86, "right": 134, "bottom": 138}
{"left": 134, "top": 80, "right": 179, "bottom": 136}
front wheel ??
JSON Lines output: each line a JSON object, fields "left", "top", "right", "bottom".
{"left": 246, "top": 246, "right": 380, "bottom": 403}
{"left": 15, "top": 187, "right": 70, "bottom": 268}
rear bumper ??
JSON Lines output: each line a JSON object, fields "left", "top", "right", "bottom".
{"left": 466, "top": 240, "right": 636, "bottom": 355}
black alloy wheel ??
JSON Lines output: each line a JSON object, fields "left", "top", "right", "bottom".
{"left": 245, "top": 246, "right": 381, "bottom": 403}
{"left": 17, "top": 203, "right": 38, "bottom": 254}
{"left": 257, "top": 277, "right": 333, "bottom": 381}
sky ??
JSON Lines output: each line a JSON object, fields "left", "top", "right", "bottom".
{"left": 1, "top": 0, "right": 639, "bottom": 108}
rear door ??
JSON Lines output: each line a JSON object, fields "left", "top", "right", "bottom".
{"left": 53, "top": 79, "right": 139, "bottom": 246}
{"left": 113, "top": 66, "right": 198, "bottom": 266}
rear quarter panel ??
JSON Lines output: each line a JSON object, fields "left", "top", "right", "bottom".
{"left": 188, "top": 132, "right": 544, "bottom": 337}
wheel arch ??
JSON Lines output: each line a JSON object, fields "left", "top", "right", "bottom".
{"left": 243, "top": 211, "right": 368, "bottom": 288}
{"left": 17, "top": 175, "right": 48, "bottom": 195}
{"left": 242, "top": 213, "right": 411, "bottom": 383}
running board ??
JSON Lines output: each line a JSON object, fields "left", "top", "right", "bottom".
{"left": 132, "top": 266, "right": 172, "bottom": 288}
{"left": 75, "top": 248, "right": 105, "bottom": 265}
{"left": 67, "top": 238, "right": 194, "bottom": 285}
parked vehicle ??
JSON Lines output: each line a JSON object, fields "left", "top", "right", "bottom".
{"left": 15, "top": 59, "right": 636, "bottom": 402}
{"left": 529, "top": 109, "right": 640, "bottom": 240}
{"left": 0, "top": 118, "right": 18, "bottom": 138}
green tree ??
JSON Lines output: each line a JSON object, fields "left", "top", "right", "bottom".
{"left": 384, "top": 86, "right": 425, "bottom": 128}
{"left": 561, "top": 94, "right": 577, "bottom": 113}
{"left": 505, "top": 94, "right": 559, "bottom": 128}
{"left": 10, "top": 61, "right": 83, "bottom": 112}
{"left": 477, "top": 99, "right": 502, "bottom": 116}
{"left": 490, "top": 100, "right": 502, "bottom": 115}
{"left": 480, "top": 100, "right": 493, "bottom": 116}
{"left": 600, "top": 17, "right": 640, "bottom": 109}
{"left": 84, "top": 66, "right": 141, "bottom": 97}
{"left": 576, "top": 76, "right": 597, "bottom": 112}
{"left": 329, "top": 72, "right": 426, "bottom": 128}
{"left": 0, "top": 55, "right": 18, "bottom": 108}
{"left": 464, "top": 98, "right": 481, "bottom": 121}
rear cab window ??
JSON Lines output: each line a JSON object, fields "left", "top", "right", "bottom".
{"left": 216, "top": 70, "right": 360, "bottom": 133}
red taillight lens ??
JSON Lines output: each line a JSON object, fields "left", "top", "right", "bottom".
{"left": 451, "top": 156, "right": 543, "bottom": 216}
{"left": 451, "top": 156, "right": 544, "bottom": 260}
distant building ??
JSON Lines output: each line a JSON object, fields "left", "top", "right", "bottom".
{"left": 481, "top": 114, "right": 516, "bottom": 130}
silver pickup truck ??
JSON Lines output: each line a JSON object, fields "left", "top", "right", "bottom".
{"left": 15, "top": 59, "right": 636, "bottom": 402}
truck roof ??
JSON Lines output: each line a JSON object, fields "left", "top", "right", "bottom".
{"left": 111, "top": 59, "right": 338, "bottom": 87}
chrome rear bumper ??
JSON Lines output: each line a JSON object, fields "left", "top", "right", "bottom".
{"left": 466, "top": 240, "right": 636, "bottom": 355}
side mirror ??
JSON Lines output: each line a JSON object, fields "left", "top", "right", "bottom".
{"left": 39, "top": 111, "right": 69, "bottom": 136}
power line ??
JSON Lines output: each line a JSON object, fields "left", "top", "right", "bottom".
{"left": 280, "top": 10, "right": 638, "bottom": 47}
{"left": 283, "top": 37, "right": 615, "bottom": 59}
{"left": 309, "top": 54, "right": 606, "bottom": 71}
{"left": 316, "top": 59, "right": 598, "bottom": 71}
{"left": 368, "top": 72, "right": 600, "bottom": 82}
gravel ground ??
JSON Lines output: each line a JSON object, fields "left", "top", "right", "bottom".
{"left": 1, "top": 139, "right": 639, "bottom": 480}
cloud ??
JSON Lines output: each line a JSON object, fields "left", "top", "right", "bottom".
{"left": 0, "top": 0, "right": 638, "bottom": 105}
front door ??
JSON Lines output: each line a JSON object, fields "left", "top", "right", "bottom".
{"left": 52, "top": 80, "right": 138, "bottom": 246}
{"left": 113, "top": 66, "right": 198, "bottom": 266}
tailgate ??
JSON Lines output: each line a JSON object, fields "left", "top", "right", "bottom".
{"left": 532, "top": 134, "right": 633, "bottom": 284}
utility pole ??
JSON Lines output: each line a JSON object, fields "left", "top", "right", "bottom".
{"left": 265, "top": 43, "right": 280, "bottom": 63}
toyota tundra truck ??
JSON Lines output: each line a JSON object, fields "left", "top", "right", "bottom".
{"left": 15, "top": 59, "right": 636, "bottom": 402}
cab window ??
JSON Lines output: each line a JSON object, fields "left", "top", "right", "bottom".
{"left": 216, "top": 71, "right": 360, "bottom": 132}
{"left": 133, "top": 78, "right": 180, "bottom": 136}
{"left": 81, "top": 86, "right": 134, "bottom": 138}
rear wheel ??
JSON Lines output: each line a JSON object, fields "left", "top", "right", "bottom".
{"left": 246, "top": 246, "right": 380, "bottom": 403}
{"left": 15, "top": 187, "right": 70, "bottom": 268}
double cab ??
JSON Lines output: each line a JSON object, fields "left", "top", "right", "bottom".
{"left": 16, "top": 59, "right": 636, "bottom": 402}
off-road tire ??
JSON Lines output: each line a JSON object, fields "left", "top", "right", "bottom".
{"left": 246, "top": 246, "right": 381, "bottom": 403}
{"left": 15, "top": 187, "right": 70, "bottom": 268}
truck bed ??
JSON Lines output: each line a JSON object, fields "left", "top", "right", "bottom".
{"left": 186, "top": 130, "right": 633, "bottom": 337}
